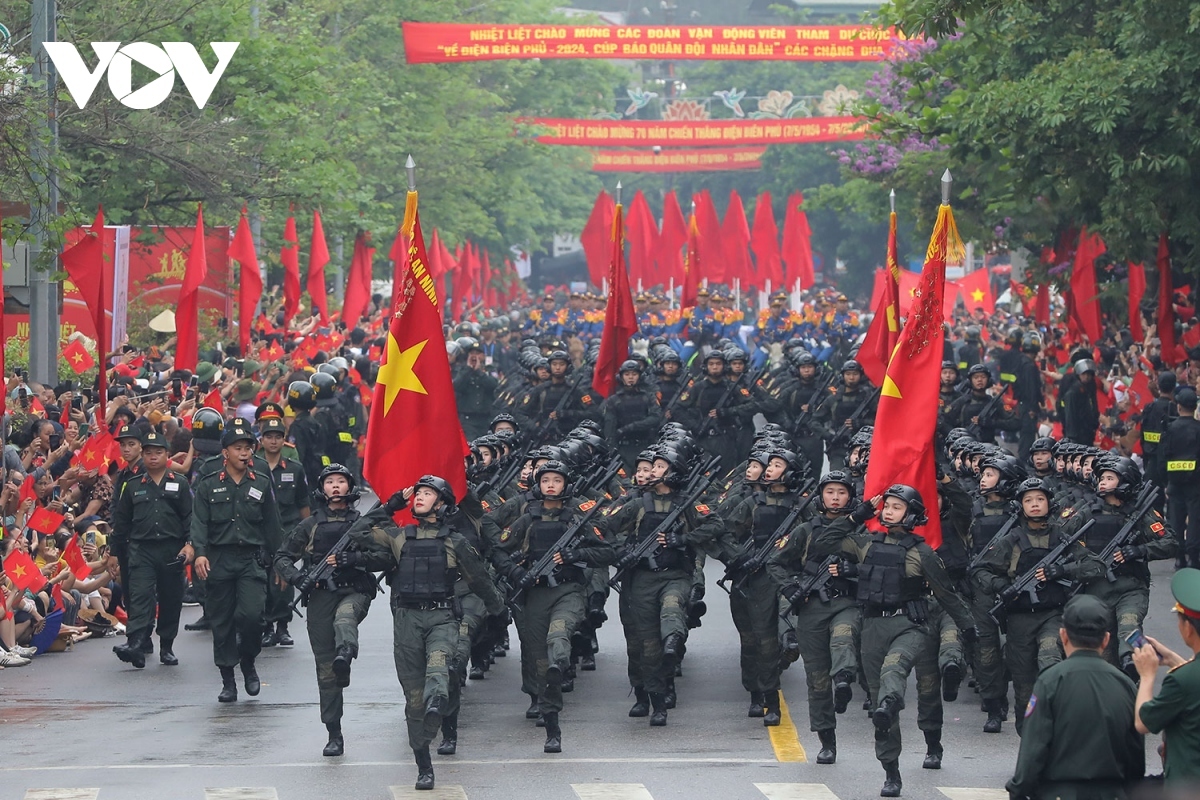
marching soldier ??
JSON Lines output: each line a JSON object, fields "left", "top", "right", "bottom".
{"left": 674, "top": 350, "right": 749, "bottom": 475}
{"left": 1163, "top": 388, "right": 1200, "bottom": 569}
{"left": 528, "top": 351, "right": 596, "bottom": 443}
{"left": 288, "top": 379, "right": 331, "bottom": 488}
{"left": 260, "top": 416, "right": 311, "bottom": 648}
{"left": 601, "top": 360, "right": 663, "bottom": 471}
{"left": 779, "top": 351, "right": 830, "bottom": 475}
{"left": 813, "top": 360, "right": 877, "bottom": 470}
{"left": 946, "top": 365, "right": 1020, "bottom": 444}
{"left": 454, "top": 339, "right": 501, "bottom": 440}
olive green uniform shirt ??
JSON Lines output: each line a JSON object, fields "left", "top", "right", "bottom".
{"left": 1138, "top": 657, "right": 1200, "bottom": 784}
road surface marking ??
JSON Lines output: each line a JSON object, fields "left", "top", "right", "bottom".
{"left": 939, "top": 791, "right": 1008, "bottom": 800}
{"left": 204, "top": 790, "right": 279, "bottom": 800}
{"left": 390, "top": 787, "right": 469, "bottom": 800}
{"left": 572, "top": 784, "right": 656, "bottom": 800}
{"left": 767, "top": 691, "right": 807, "bottom": 762}
{"left": 755, "top": 784, "right": 841, "bottom": 800}
{"left": 24, "top": 792, "right": 99, "bottom": 800}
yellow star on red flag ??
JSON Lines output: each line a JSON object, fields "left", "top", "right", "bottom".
{"left": 375, "top": 334, "right": 428, "bottom": 414}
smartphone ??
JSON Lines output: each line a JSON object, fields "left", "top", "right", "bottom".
{"left": 1125, "top": 628, "right": 1148, "bottom": 650}
{"left": 85, "top": 531, "right": 96, "bottom": 546}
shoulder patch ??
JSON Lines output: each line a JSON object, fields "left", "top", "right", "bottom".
{"left": 592, "top": 525, "right": 604, "bottom": 541}
{"left": 581, "top": 394, "right": 594, "bottom": 405}
{"left": 499, "top": 530, "right": 511, "bottom": 543}
{"left": 481, "top": 500, "right": 491, "bottom": 512}
{"left": 776, "top": 534, "right": 790, "bottom": 550}
{"left": 1151, "top": 521, "right": 1166, "bottom": 535}
{"left": 579, "top": 499, "right": 597, "bottom": 512}
{"left": 522, "top": 396, "right": 531, "bottom": 405}
{"left": 694, "top": 503, "right": 710, "bottom": 515}
{"left": 1061, "top": 507, "right": 1073, "bottom": 518}
{"left": 740, "top": 387, "right": 751, "bottom": 397}
{"left": 679, "top": 392, "right": 689, "bottom": 402}
{"left": 618, "top": 467, "right": 627, "bottom": 478}
{"left": 1024, "top": 694, "right": 1037, "bottom": 718}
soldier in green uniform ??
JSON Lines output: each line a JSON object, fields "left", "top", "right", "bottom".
{"left": 1007, "top": 595, "right": 1144, "bottom": 800}
{"left": 260, "top": 416, "right": 311, "bottom": 648}
{"left": 111, "top": 431, "right": 193, "bottom": 668}
{"left": 349, "top": 476, "right": 503, "bottom": 792}
{"left": 183, "top": 407, "right": 226, "bottom": 633}
{"left": 494, "top": 460, "right": 614, "bottom": 753}
{"left": 111, "top": 423, "right": 148, "bottom": 652}
{"left": 274, "top": 463, "right": 385, "bottom": 757}
{"left": 813, "top": 484, "right": 977, "bottom": 798}
{"left": 1134, "top": 568, "right": 1200, "bottom": 789}
{"left": 812, "top": 360, "right": 877, "bottom": 471}
{"left": 191, "top": 426, "right": 285, "bottom": 703}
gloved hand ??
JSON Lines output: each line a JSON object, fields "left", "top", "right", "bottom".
{"left": 294, "top": 569, "right": 317, "bottom": 597}
{"left": 1042, "top": 563, "right": 1066, "bottom": 581}
{"left": 1119, "top": 544, "right": 1147, "bottom": 562}
{"left": 616, "top": 549, "right": 639, "bottom": 570}
{"left": 557, "top": 549, "right": 581, "bottom": 565}
{"left": 742, "top": 555, "right": 763, "bottom": 574}
{"left": 509, "top": 566, "right": 532, "bottom": 589}
{"left": 385, "top": 491, "right": 408, "bottom": 515}
{"left": 783, "top": 582, "right": 805, "bottom": 605}
{"left": 334, "top": 550, "right": 360, "bottom": 568}
{"left": 837, "top": 559, "right": 859, "bottom": 578}
{"left": 849, "top": 502, "right": 877, "bottom": 524}
{"left": 518, "top": 569, "right": 538, "bottom": 590}
{"left": 961, "top": 626, "right": 980, "bottom": 644}
{"left": 662, "top": 530, "right": 685, "bottom": 549}
{"left": 999, "top": 584, "right": 1020, "bottom": 604}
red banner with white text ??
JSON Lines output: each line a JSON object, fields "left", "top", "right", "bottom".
{"left": 402, "top": 22, "right": 900, "bottom": 63}
{"left": 531, "top": 117, "right": 865, "bottom": 147}
{"left": 592, "top": 147, "right": 765, "bottom": 172}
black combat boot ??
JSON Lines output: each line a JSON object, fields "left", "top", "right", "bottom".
{"left": 833, "top": 670, "right": 855, "bottom": 713}
{"left": 543, "top": 711, "right": 562, "bottom": 753}
{"left": 762, "top": 690, "right": 781, "bottom": 727}
{"left": 332, "top": 644, "right": 354, "bottom": 688}
{"left": 662, "top": 632, "right": 684, "bottom": 660}
{"left": 218, "top": 666, "right": 238, "bottom": 703}
{"left": 780, "top": 630, "right": 800, "bottom": 667}
{"left": 424, "top": 695, "right": 445, "bottom": 729}
{"left": 941, "top": 663, "right": 963, "bottom": 702}
{"left": 628, "top": 687, "right": 650, "bottom": 717}
{"left": 747, "top": 691, "right": 766, "bottom": 718}
{"left": 241, "top": 659, "right": 261, "bottom": 696}
{"left": 922, "top": 728, "right": 943, "bottom": 769}
{"left": 413, "top": 746, "right": 435, "bottom": 790}
{"left": 663, "top": 678, "right": 677, "bottom": 710}
{"left": 276, "top": 621, "right": 294, "bottom": 647}
{"left": 586, "top": 591, "right": 608, "bottom": 627}
{"left": 261, "top": 627, "right": 278, "bottom": 647}
{"left": 1120, "top": 653, "right": 1139, "bottom": 683}
{"left": 983, "top": 698, "right": 1003, "bottom": 733}
{"left": 185, "top": 614, "right": 211, "bottom": 631}
{"left": 649, "top": 692, "right": 668, "bottom": 727}
{"left": 880, "top": 760, "right": 902, "bottom": 797}
{"left": 159, "top": 638, "right": 178, "bottom": 666}
{"left": 437, "top": 714, "right": 458, "bottom": 755}
{"left": 873, "top": 694, "right": 901, "bottom": 734}
{"left": 525, "top": 693, "right": 540, "bottom": 720}
{"left": 816, "top": 729, "right": 836, "bottom": 764}
{"left": 561, "top": 663, "right": 576, "bottom": 693}
{"left": 140, "top": 638, "right": 154, "bottom": 654}
{"left": 113, "top": 636, "right": 147, "bottom": 669}
{"left": 323, "top": 724, "right": 344, "bottom": 757}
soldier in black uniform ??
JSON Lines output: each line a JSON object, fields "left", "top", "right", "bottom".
{"left": 111, "top": 423, "right": 146, "bottom": 649}
{"left": 674, "top": 350, "right": 749, "bottom": 477}
{"left": 528, "top": 351, "right": 594, "bottom": 444}
{"left": 813, "top": 360, "right": 877, "bottom": 471}
{"left": 946, "top": 365, "right": 1020, "bottom": 444}
{"left": 653, "top": 351, "right": 687, "bottom": 418}
{"left": 956, "top": 325, "right": 983, "bottom": 372}
{"left": 1062, "top": 360, "right": 1101, "bottom": 445}
{"left": 183, "top": 407, "right": 226, "bottom": 633}
{"left": 312, "top": 370, "right": 357, "bottom": 478}
{"left": 287, "top": 380, "right": 330, "bottom": 489}
{"left": 274, "top": 463, "right": 385, "bottom": 757}
{"left": 1163, "top": 388, "right": 1200, "bottom": 569}
{"left": 936, "top": 361, "right": 961, "bottom": 442}
{"left": 1139, "top": 372, "right": 1176, "bottom": 520}
{"left": 260, "top": 417, "right": 310, "bottom": 648}
{"left": 1014, "top": 331, "right": 1046, "bottom": 460}
{"left": 601, "top": 360, "right": 664, "bottom": 472}
{"left": 111, "top": 431, "right": 193, "bottom": 668}
{"left": 779, "top": 351, "right": 831, "bottom": 476}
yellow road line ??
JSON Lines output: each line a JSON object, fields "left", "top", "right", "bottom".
{"left": 768, "top": 691, "right": 807, "bottom": 762}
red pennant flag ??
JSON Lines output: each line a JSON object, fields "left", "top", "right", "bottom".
{"left": 307, "top": 210, "right": 331, "bottom": 323}
{"left": 859, "top": 209, "right": 903, "bottom": 386}
{"left": 1069, "top": 227, "right": 1105, "bottom": 344}
{"left": 27, "top": 505, "right": 67, "bottom": 535}
{"left": 175, "top": 204, "right": 208, "bottom": 372}
{"left": 281, "top": 213, "right": 302, "bottom": 328}
{"left": 862, "top": 196, "right": 962, "bottom": 549}
{"left": 230, "top": 207, "right": 263, "bottom": 356}
{"left": 958, "top": 268, "right": 995, "bottom": 314}
{"left": 593, "top": 201, "right": 637, "bottom": 399}
{"left": 203, "top": 388, "right": 225, "bottom": 412}
{"left": 1127, "top": 262, "right": 1146, "bottom": 341}
{"left": 18, "top": 474, "right": 37, "bottom": 509}
{"left": 749, "top": 192, "right": 784, "bottom": 291}
{"left": 63, "top": 338, "right": 96, "bottom": 374}
{"left": 626, "top": 190, "right": 659, "bottom": 289}
{"left": 62, "top": 536, "right": 92, "bottom": 579}
{"left": 722, "top": 190, "right": 754, "bottom": 290}
{"left": 581, "top": 190, "right": 615, "bottom": 288}
{"left": 694, "top": 190, "right": 724, "bottom": 285}
{"left": 681, "top": 210, "right": 702, "bottom": 309}
{"left": 3, "top": 550, "right": 44, "bottom": 594}
{"left": 658, "top": 191, "right": 688, "bottom": 286}
{"left": 782, "top": 192, "right": 815, "bottom": 290}
{"left": 363, "top": 189, "right": 469, "bottom": 514}
{"left": 342, "top": 231, "right": 375, "bottom": 327}
{"left": 1157, "top": 233, "right": 1179, "bottom": 365}
{"left": 61, "top": 206, "right": 108, "bottom": 414}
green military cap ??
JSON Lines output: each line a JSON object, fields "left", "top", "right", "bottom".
{"left": 1171, "top": 568, "right": 1200, "bottom": 620}
{"left": 259, "top": 417, "right": 286, "bottom": 435}
{"left": 195, "top": 361, "right": 218, "bottom": 383}
{"left": 141, "top": 431, "right": 168, "bottom": 450}
{"left": 221, "top": 425, "right": 256, "bottom": 448}
{"left": 1062, "top": 595, "right": 1109, "bottom": 637}
{"left": 115, "top": 424, "right": 140, "bottom": 441}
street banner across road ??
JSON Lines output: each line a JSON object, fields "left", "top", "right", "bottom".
{"left": 531, "top": 117, "right": 864, "bottom": 147}
{"left": 402, "top": 22, "right": 899, "bottom": 63}
{"left": 591, "top": 147, "right": 765, "bottom": 172}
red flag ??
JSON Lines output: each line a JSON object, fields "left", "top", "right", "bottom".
{"left": 593, "top": 201, "right": 637, "bottom": 399}
{"left": 388, "top": 222, "right": 411, "bottom": 314}
{"left": 862, "top": 195, "right": 963, "bottom": 549}
{"left": 62, "top": 537, "right": 92, "bottom": 579}
{"left": 859, "top": 209, "right": 903, "bottom": 386}
{"left": 581, "top": 191, "right": 615, "bottom": 288}
{"left": 958, "top": 268, "right": 995, "bottom": 314}
{"left": 203, "top": 388, "right": 225, "bottom": 413}
{"left": 27, "top": 505, "right": 66, "bottom": 535}
{"left": 74, "top": 430, "right": 115, "bottom": 472}
{"left": 3, "top": 550, "right": 44, "bottom": 594}
{"left": 363, "top": 189, "right": 469, "bottom": 511}
{"left": 281, "top": 213, "right": 301, "bottom": 328}
{"left": 1157, "top": 233, "right": 1178, "bottom": 365}
{"left": 1035, "top": 283, "right": 1050, "bottom": 325}
{"left": 694, "top": 190, "right": 724, "bottom": 285}
{"left": 896, "top": 269, "right": 923, "bottom": 316}
{"left": 18, "top": 474, "right": 37, "bottom": 509}
{"left": 681, "top": 211, "right": 702, "bottom": 309}
{"left": 750, "top": 192, "right": 784, "bottom": 291}
{"left": 869, "top": 268, "right": 886, "bottom": 311}
{"left": 1069, "top": 227, "right": 1105, "bottom": 343}
{"left": 307, "top": 210, "right": 331, "bottom": 323}
{"left": 61, "top": 206, "right": 108, "bottom": 413}
{"left": 782, "top": 192, "right": 814, "bottom": 290}
{"left": 230, "top": 207, "right": 262, "bottom": 355}
{"left": 62, "top": 339, "right": 95, "bottom": 374}
{"left": 722, "top": 190, "right": 754, "bottom": 290}
{"left": 658, "top": 191, "right": 688, "bottom": 286}
{"left": 342, "top": 231, "right": 374, "bottom": 326}
{"left": 175, "top": 204, "right": 208, "bottom": 372}
{"left": 626, "top": 190, "right": 659, "bottom": 289}
{"left": 1127, "top": 262, "right": 1146, "bottom": 341}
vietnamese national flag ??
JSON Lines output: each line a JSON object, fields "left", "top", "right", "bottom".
{"left": 581, "top": 190, "right": 615, "bottom": 288}
{"left": 307, "top": 210, "right": 331, "bottom": 323}
{"left": 342, "top": 231, "right": 374, "bottom": 327}
{"left": 658, "top": 191, "right": 688, "bottom": 286}
{"left": 862, "top": 189, "right": 963, "bottom": 549}
{"left": 18, "top": 474, "right": 37, "bottom": 508}
{"left": 63, "top": 338, "right": 96, "bottom": 374}
{"left": 1128, "top": 262, "right": 1146, "bottom": 341}
{"left": 681, "top": 210, "right": 702, "bottom": 309}
{"left": 859, "top": 209, "right": 903, "bottom": 386}
{"left": 958, "top": 267, "right": 995, "bottom": 313}
{"left": 74, "top": 430, "right": 115, "bottom": 472}
{"left": 782, "top": 192, "right": 814, "bottom": 290}
{"left": 281, "top": 213, "right": 302, "bottom": 327}
{"left": 230, "top": 207, "right": 262, "bottom": 356}
{"left": 1157, "top": 233, "right": 1179, "bottom": 365}
{"left": 388, "top": 222, "right": 411, "bottom": 314}
{"left": 593, "top": 201, "right": 637, "bottom": 399}
{"left": 28, "top": 505, "right": 67, "bottom": 535}
{"left": 203, "top": 388, "right": 225, "bottom": 413}
{"left": 363, "top": 188, "right": 469, "bottom": 511}
{"left": 62, "top": 537, "right": 92, "bottom": 579}
{"left": 174, "top": 205, "right": 208, "bottom": 373}
{"left": 750, "top": 192, "right": 784, "bottom": 291}
{"left": 61, "top": 206, "right": 108, "bottom": 413}
{"left": 1069, "top": 227, "right": 1105, "bottom": 344}
{"left": 3, "top": 550, "right": 44, "bottom": 594}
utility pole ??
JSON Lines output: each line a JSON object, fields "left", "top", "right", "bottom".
{"left": 28, "top": 0, "right": 59, "bottom": 384}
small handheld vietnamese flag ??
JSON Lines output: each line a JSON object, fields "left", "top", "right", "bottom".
{"left": 3, "top": 550, "right": 45, "bottom": 594}
{"left": 18, "top": 474, "right": 37, "bottom": 508}
{"left": 62, "top": 537, "right": 92, "bottom": 579}
{"left": 203, "top": 388, "right": 225, "bottom": 413}
{"left": 27, "top": 506, "right": 67, "bottom": 535}
{"left": 63, "top": 339, "right": 95, "bottom": 374}
{"left": 74, "top": 430, "right": 115, "bottom": 472}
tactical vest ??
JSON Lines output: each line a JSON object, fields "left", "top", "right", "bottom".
{"left": 856, "top": 533, "right": 926, "bottom": 609}
{"left": 612, "top": 391, "right": 652, "bottom": 434}
{"left": 1010, "top": 528, "right": 1070, "bottom": 611}
{"left": 311, "top": 508, "right": 359, "bottom": 561}
{"left": 524, "top": 501, "right": 585, "bottom": 584}
{"left": 803, "top": 516, "right": 855, "bottom": 597}
{"left": 634, "top": 493, "right": 689, "bottom": 572}
{"left": 751, "top": 493, "right": 795, "bottom": 548}
{"left": 1083, "top": 502, "right": 1124, "bottom": 554}
{"left": 394, "top": 525, "right": 456, "bottom": 602}
{"left": 972, "top": 502, "right": 1009, "bottom": 556}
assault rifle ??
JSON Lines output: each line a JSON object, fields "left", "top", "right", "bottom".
{"left": 661, "top": 376, "right": 695, "bottom": 420}
{"left": 507, "top": 496, "right": 609, "bottom": 608}
{"left": 782, "top": 554, "right": 842, "bottom": 612}
{"left": 829, "top": 386, "right": 882, "bottom": 448}
{"left": 578, "top": 456, "right": 625, "bottom": 497}
{"left": 696, "top": 368, "right": 763, "bottom": 438}
{"left": 289, "top": 500, "right": 381, "bottom": 618}
{"left": 965, "top": 384, "right": 1010, "bottom": 440}
{"left": 988, "top": 518, "right": 1094, "bottom": 622}
{"left": 967, "top": 514, "right": 1021, "bottom": 573}
{"left": 1092, "top": 482, "right": 1159, "bottom": 583}
{"left": 717, "top": 479, "right": 817, "bottom": 596}
{"left": 791, "top": 368, "right": 837, "bottom": 435}
{"left": 533, "top": 369, "right": 590, "bottom": 445}
{"left": 608, "top": 468, "right": 719, "bottom": 590}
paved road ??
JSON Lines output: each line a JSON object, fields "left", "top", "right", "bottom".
{"left": 1, "top": 560, "right": 1185, "bottom": 800}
